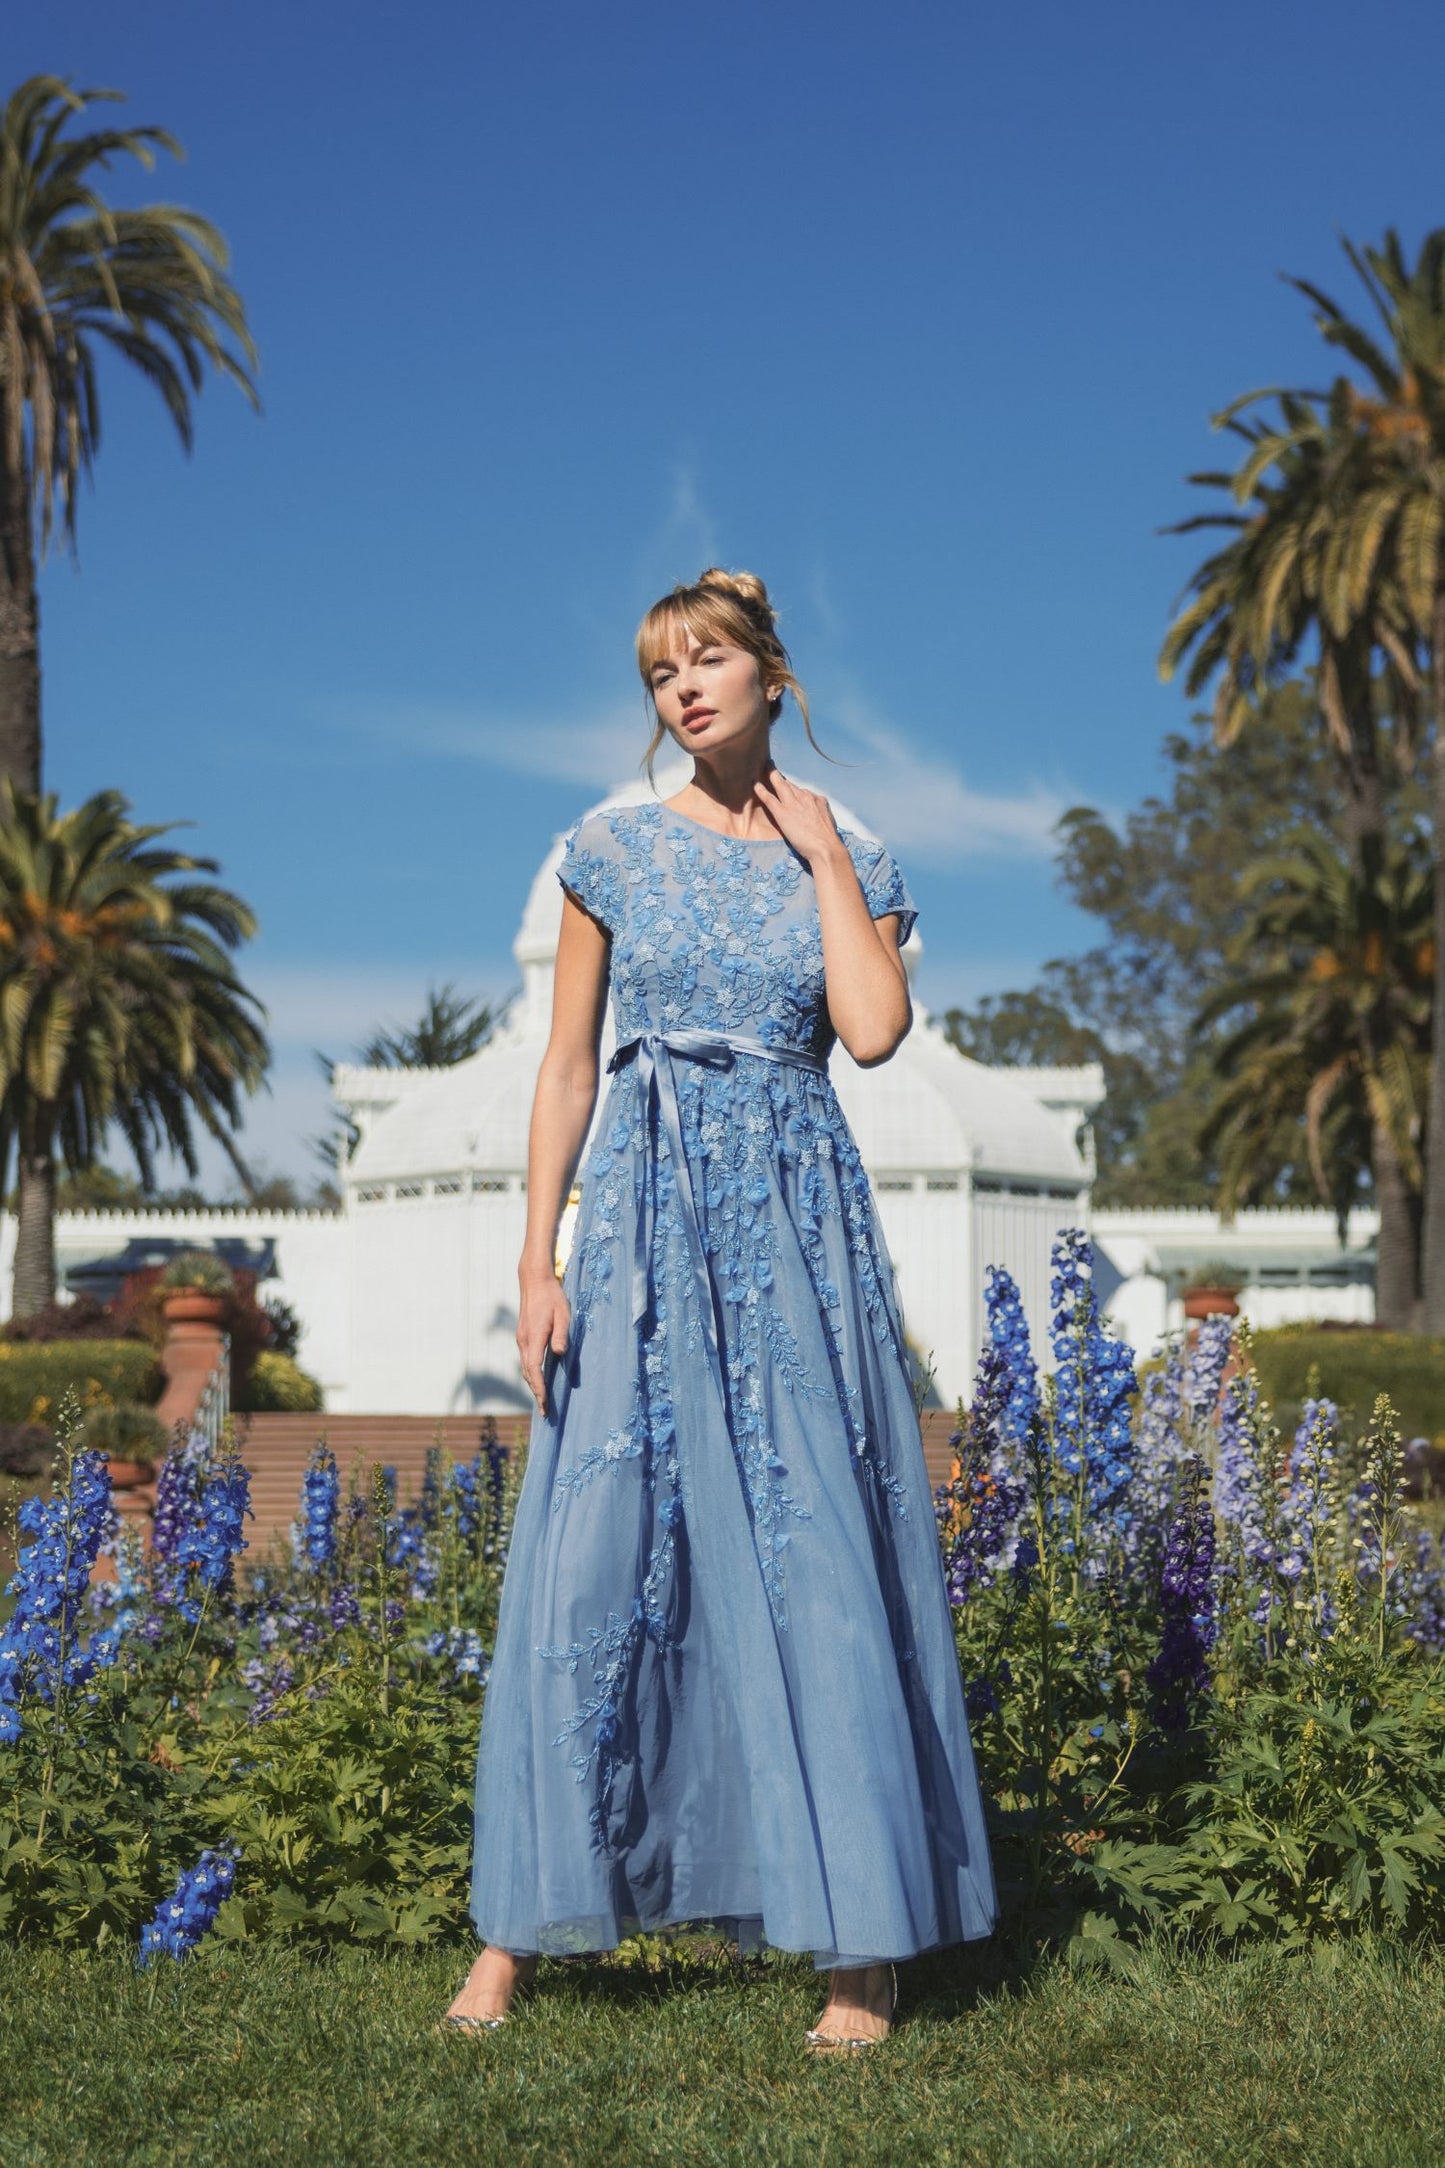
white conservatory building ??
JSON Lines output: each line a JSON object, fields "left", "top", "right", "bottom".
{"left": 0, "top": 773, "right": 1385, "bottom": 1409}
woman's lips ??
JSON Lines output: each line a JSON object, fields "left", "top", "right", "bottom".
{"left": 683, "top": 712, "right": 715, "bottom": 731}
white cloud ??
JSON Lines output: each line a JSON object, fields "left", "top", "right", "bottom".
{"left": 345, "top": 696, "right": 651, "bottom": 792}
{"left": 341, "top": 689, "right": 1067, "bottom": 863}
{"left": 780, "top": 696, "right": 1068, "bottom": 862}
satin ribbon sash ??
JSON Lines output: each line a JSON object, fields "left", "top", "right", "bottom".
{"left": 604, "top": 1027, "right": 827, "bottom": 1410}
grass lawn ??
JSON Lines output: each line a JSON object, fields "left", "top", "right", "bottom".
{"left": 1, "top": 1929, "right": 1440, "bottom": 2166}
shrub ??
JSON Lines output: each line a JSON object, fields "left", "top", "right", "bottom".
{"left": 78, "top": 1404, "right": 169, "bottom": 1463}
{"left": 3, "top": 1294, "right": 143, "bottom": 1344}
{"left": 157, "top": 1251, "right": 235, "bottom": 1295}
{"left": 239, "top": 1352, "right": 323, "bottom": 1413}
{"left": 0, "top": 1341, "right": 159, "bottom": 1428}
{"left": 1250, "top": 1326, "right": 1445, "bottom": 1444}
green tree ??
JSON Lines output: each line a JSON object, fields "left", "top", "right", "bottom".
{"left": 0, "top": 75, "right": 255, "bottom": 789}
{"left": 1264, "top": 230, "right": 1445, "bottom": 1327}
{"left": 0, "top": 784, "right": 269, "bottom": 1315}
{"left": 943, "top": 684, "right": 1348, "bottom": 1207}
{"left": 1197, "top": 829, "right": 1433, "bottom": 1328}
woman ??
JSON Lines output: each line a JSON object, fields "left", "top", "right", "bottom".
{"left": 444, "top": 569, "right": 997, "bottom": 2050}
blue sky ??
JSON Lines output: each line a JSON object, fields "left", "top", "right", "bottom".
{"left": 13, "top": 0, "right": 1445, "bottom": 1185}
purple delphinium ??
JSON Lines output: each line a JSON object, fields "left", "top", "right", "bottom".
{"left": 1145, "top": 1456, "right": 1218, "bottom": 1732}
{"left": 1127, "top": 1339, "right": 1189, "bottom": 1568}
{"left": 0, "top": 1447, "right": 119, "bottom": 1742}
{"left": 1049, "top": 1230, "right": 1137, "bottom": 1515}
{"left": 240, "top": 1651, "right": 296, "bottom": 1725}
{"left": 1400, "top": 1524, "right": 1445, "bottom": 1650}
{"left": 1276, "top": 1399, "right": 1340, "bottom": 1641}
{"left": 137, "top": 1849, "right": 238, "bottom": 1965}
{"left": 298, "top": 1443, "right": 340, "bottom": 1572}
{"left": 984, "top": 1266, "right": 1040, "bottom": 1448}
{"left": 940, "top": 1345, "right": 1030, "bottom": 1605}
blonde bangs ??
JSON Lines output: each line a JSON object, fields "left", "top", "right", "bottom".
{"left": 634, "top": 590, "right": 755, "bottom": 682}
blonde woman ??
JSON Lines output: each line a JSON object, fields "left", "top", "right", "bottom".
{"left": 445, "top": 570, "right": 996, "bottom": 2051}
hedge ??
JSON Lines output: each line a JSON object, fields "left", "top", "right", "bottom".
{"left": 1249, "top": 1326, "right": 1445, "bottom": 1444}
{"left": 0, "top": 1340, "right": 161, "bottom": 1428}
{"left": 239, "top": 1351, "right": 324, "bottom": 1413}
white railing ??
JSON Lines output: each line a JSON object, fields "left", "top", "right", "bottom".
{"left": 189, "top": 1332, "right": 232, "bottom": 1456}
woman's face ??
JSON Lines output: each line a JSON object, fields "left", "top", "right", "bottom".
{"left": 647, "top": 626, "right": 778, "bottom": 758}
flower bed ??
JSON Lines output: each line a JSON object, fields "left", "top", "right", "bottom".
{"left": 2, "top": 1234, "right": 1444, "bottom": 1968}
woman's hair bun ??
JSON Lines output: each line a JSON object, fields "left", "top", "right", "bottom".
{"left": 696, "top": 566, "right": 774, "bottom": 620}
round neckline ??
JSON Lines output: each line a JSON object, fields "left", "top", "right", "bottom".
{"left": 653, "top": 800, "right": 790, "bottom": 846}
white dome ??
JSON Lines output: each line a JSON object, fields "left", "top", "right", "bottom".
{"left": 336, "top": 773, "right": 1088, "bottom": 1190}
{"left": 832, "top": 1017, "right": 1087, "bottom": 1184}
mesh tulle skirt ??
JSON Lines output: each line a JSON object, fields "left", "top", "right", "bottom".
{"left": 468, "top": 1049, "right": 998, "bottom": 1969}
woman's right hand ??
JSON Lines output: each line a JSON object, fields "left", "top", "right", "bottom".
{"left": 517, "top": 1263, "right": 571, "bottom": 1415}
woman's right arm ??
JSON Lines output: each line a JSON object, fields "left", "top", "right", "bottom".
{"left": 515, "top": 886, "right": 611, "bottom": 1414}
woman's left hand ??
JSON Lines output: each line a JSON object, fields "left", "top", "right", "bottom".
{"left": 752, "top": 767, "right": 844, "bottom": 861}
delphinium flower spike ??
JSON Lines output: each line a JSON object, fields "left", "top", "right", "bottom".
{"left": 137, "top": 1848, "right": 238, "bottom": 1966}
{"left": 0, "top": 1443, "right": 119, "bottom": 1742}
{"left": 983, "top": 1266, "right": 1040, "bottom": 1448}
{"left": 298, "top": 1442, "right": 340, "bottom": 1572}
{"left": 1145, "top": 1455, "right": 1218, "bottom": 1733}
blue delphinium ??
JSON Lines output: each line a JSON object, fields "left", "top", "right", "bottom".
{"left": 1146, "top": 1455, "right": 1218, "bottom": 1732}
{"left": 983, "top": 1266, "right": 1040, "bottom": 1447}
{"left": 423, "top": 1625, "right": 489, "bottom": 1687}
{"left": 298, "top": 1443, "right": 340, "bottom": 1571}
{"left": 0, "top": 1447, "right": 119, "bottom": 1742}
{"left": 172, "top": 1448, "right": 253, "bottom": 1623}
{"left": 137, "top": 1848, "right": 238, "bottom": 1965}
{"left": 1049, "top": 1230, "right": 1137, "bottom": 1515}
{"left": 1184, "top": 1314, "right": 1233, "bottom": 1429}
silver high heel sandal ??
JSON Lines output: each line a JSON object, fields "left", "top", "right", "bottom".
{"left": 436, "top": 1956, "right": 536, "bottom": 2037}
{"left": 804, "top": 1962, "right": 898, "bottom": 2054}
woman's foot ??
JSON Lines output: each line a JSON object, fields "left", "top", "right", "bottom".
{"left": 440, "top": 1946, "right": 537, "bottom": 2031}
{"left": 805, "top": 1962, "right": 897, "bottom": 2052}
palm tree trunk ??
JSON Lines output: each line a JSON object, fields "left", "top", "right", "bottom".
{"left": 0, "top": 447, "right": 40, "bottom": 795}
{"left": 12, "top": 1143, "right": 57, "bottom": 1319}
{"left": 1376, "top": 1123, "right": 1423, "bottom": 1332}
{"left": 1421, "top": 594, "right": 1445, "bottom": 1333}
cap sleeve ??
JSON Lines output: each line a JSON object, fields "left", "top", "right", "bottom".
{"left": 849, "top": 835, "right": 918, "bottom": 945}
{"left": 556, "top": 815, "right": 620, "bottom": 934}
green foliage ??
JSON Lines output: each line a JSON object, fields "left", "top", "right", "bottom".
{"left": 0, "top": 1429, "right": 516, "bottom": 1949}
{"left": 238, "top": 1351, "right": 323, "bottom": 1413}
{"left": 0, "top": 1339, "right": 158, "bottom": 1427}
{"left": 77, "top": 1403, "right": 168, "bottom": 1462}
{"left": 157, "top": 1251, "right": 235, "bottom": 1295}
{"left": 942, "top": 686, "right": 1352, "bottom": 1206}
{"left": 1251, "top": 1326, "right": 1445, "bottom": 1441}
{"left": 204, "top": 1675, "right": 478, "bottom": 1946}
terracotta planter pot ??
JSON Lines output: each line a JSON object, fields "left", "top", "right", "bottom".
{"left": 1182, "top": 1286, "right": 1241, "bottom": 1321}
{"left": 161, "top": 1290, "right": 227, "bottom": 1327}
{"left": 103, "top": 1456, "right": 156, "bottom": 1488}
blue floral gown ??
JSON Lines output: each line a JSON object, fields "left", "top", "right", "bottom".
{"left": 469, "top": 801, "right": 998, "bottom": 1968}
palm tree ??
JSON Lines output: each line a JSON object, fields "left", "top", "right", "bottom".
{"left": 1197, "top": 829, "right": 1433, "bottom": 1328}
{"left": 1160, "top": 386, "right": 1421, "bottom": 866}
{"left": 0, "top": 783, "right": 269, "bottom": 1315}
{"left": 0, "top": 75, "right": 256, "bottom": 789}
{"left": 1266, "top": 230, "right": 1445, "bottom": 1327}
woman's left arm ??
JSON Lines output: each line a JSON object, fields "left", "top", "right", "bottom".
{"left": 752, "top": 770, "right": 912, "bottom": 1068}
